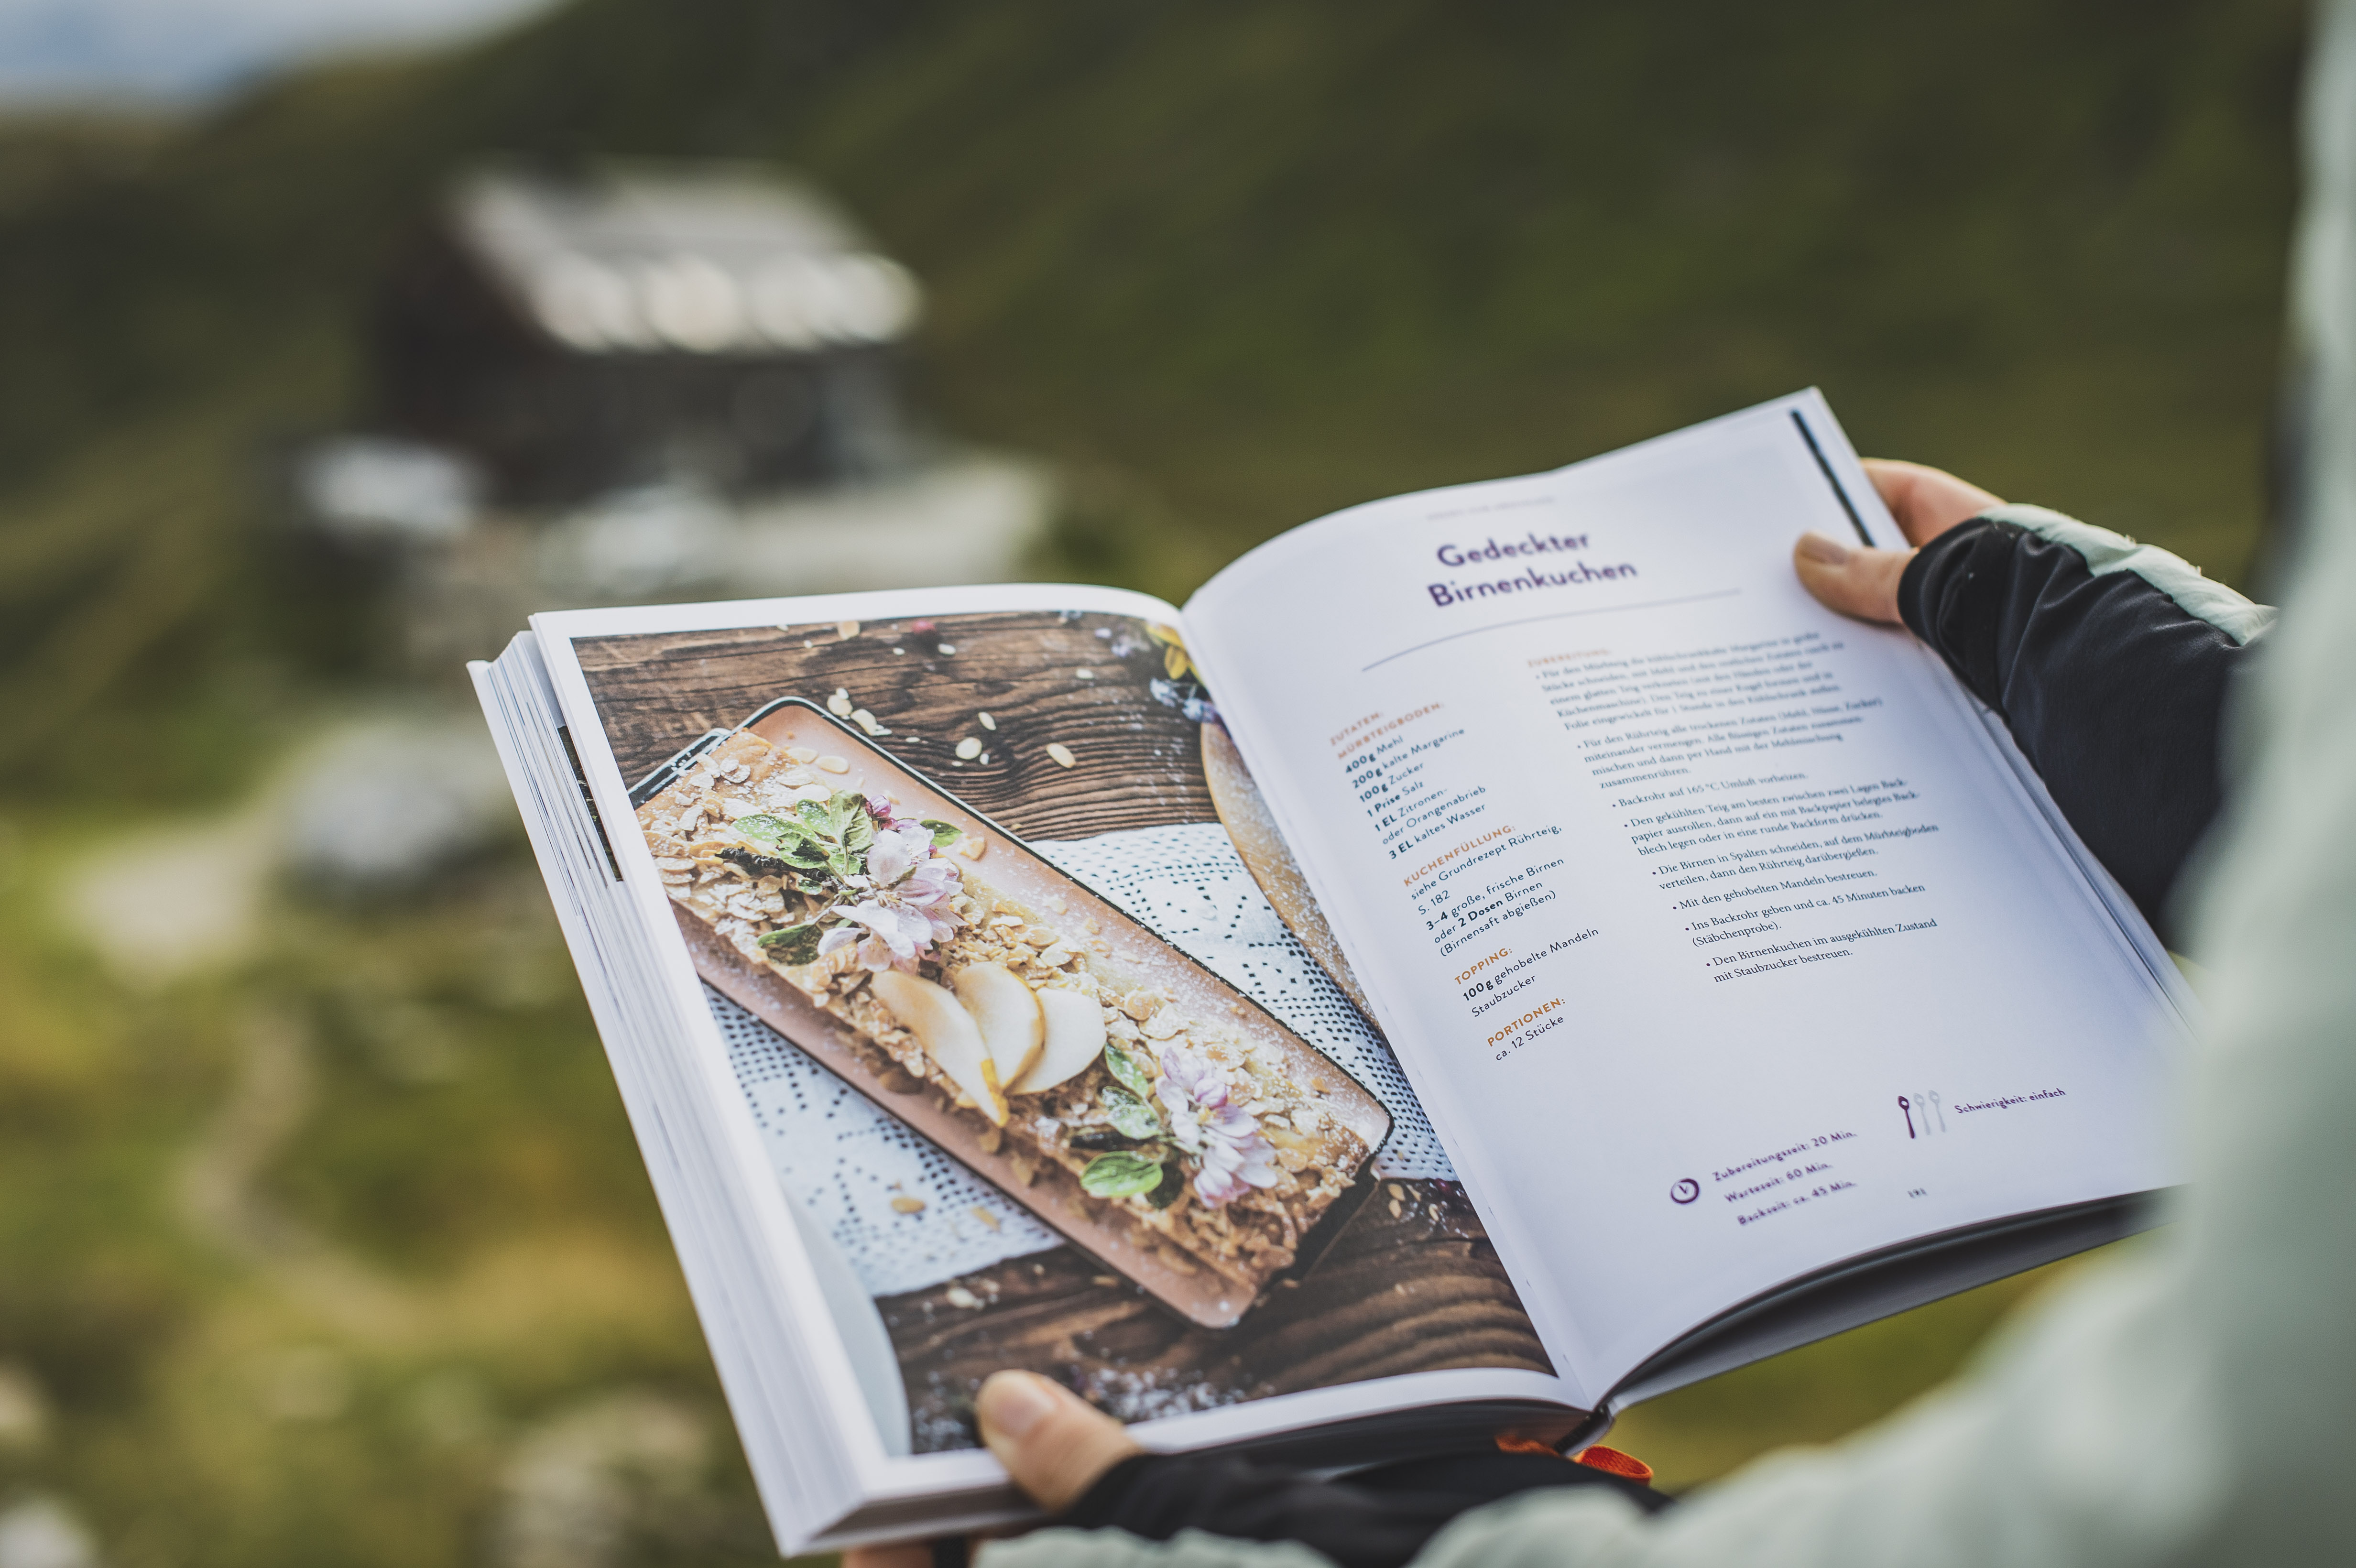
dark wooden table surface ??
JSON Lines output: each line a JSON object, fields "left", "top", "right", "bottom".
{"left": 578, "top": 610, "right": 1218, "bottom": 841}
{"left": 573, "top": 607, "right": 1552, "bottom": 1448}
{"left": 881, "top": 1179, "right": 1552, "bottom": 1451}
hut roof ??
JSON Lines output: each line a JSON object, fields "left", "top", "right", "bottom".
{"left": 452, "top": 164, "right": 922, "bottom": 355}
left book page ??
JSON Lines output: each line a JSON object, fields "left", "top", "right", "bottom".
{"left": 520, "top": 584, "right": 1581, "bottom": 1508}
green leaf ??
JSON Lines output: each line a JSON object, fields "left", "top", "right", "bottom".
{"left": 921, "top": 819, "right": 963, "bottom": 848}
{"left": 1069, "top": 1129, "right": 1154, "bottom": 1153}
{"left": 1147, "top": 1162, "right": 1187, "bottom": 1209}
{"left": 1080, "top": 1151, "right": 1166, "bottom": 1199}
{"left": 1103, "top": 1041, "right": 1157, "bottom": 1100}
{"left": 787, "top": 792, "right": 883, "bottom": 879}
{"left": 739, "top": 814, "right": 830, "bottom": 869}
{"left": 1102, "top": 1086, "right": 1163, "bottom": 1140}
{"left": 756, "top": 924, "right": 824, "bottom": 964}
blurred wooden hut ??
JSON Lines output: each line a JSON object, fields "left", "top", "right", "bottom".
{"left": 371, "top": 163, "right": 924, "bottom": 505}
{"left": 293, "top": 163, "right": 1047, "bottom": 653}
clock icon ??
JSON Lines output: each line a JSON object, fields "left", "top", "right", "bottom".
{"left": 1670, "top": 1177, "right": 1701, "bottom": 1205}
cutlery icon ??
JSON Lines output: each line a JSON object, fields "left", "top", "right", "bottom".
{"left": 1898, "top": 1095, "right": 1916, "bottom": 1138}
{"left": 1927, "top": 1089, "right": 1944, "bottom": 1132}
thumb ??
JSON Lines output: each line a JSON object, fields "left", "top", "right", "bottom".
{"left": 976, "top": 1371, "right": 1143, "bottom": 1514}
{"left": 1793, "top": 532, "right": 1912, "bottom": 625}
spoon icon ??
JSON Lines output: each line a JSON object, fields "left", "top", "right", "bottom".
{"left": 1898, "top": 1095, "right": 1916, "bottom": 1138}
{"left": 1927, "top": 1089, "right": 1944, "bottom": 1132}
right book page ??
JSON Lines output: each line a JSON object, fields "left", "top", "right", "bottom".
{"left": 1181, "top": 390, "right": 2191, "bottom": 1404}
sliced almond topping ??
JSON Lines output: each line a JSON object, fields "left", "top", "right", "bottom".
{"left": 816, "top": 755, "right": 850, "bottom": 774}
{"left": 1046, "top": 742, "right": 1077, "bottom": 768}
{"left": 852, "top": 709, "right": 889, "bottom": 735}
{"left": 890, "top": 1195, "right": 926, "bottom": 1214}
{"left": 826, "top": 689, "right": 854, "bottom": 718}
{"left": 837, "top": 620, "right": 861, "bottom": 640}
{"left": 955, "top": 737, "right": 982, "bottom": 760}
{"left": 786, "top": 746, "right": 818, "bottom": 764}
{"left": 978, "top": 712, "right": 997, "bottom": 730}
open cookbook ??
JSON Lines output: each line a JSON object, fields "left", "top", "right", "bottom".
{"left": 470, "top": 391, "right": 2193, "bottom": 1552}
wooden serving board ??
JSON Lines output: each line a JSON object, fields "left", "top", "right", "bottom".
{"left": 1200, "top": 720, "right": 1381, "bottom": 1025}
{"left": 667, "top": 699, "right": 1394, "bottom": 1329}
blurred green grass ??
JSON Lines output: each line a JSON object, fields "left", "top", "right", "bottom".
{"left": 0, "top": 0, "right": 2303, "bottom": 1560}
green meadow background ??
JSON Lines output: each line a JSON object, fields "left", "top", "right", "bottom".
{"left": 0, "top": 1, "right": 2302, "bottom": 1563}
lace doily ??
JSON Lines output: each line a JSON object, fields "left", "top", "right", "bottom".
{"left": 709, "top": 821, "right": 1454, "bottom": 1297}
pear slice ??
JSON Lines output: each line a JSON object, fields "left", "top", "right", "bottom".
{"left": 871, "top": 970, "right": 1006, "bottom": 1125}
{"left": 952, "top": 962, "right": 1045, "bottom": 1091}
{"left": 1010, "top": 988, "right": 1110, "bottom": 1096}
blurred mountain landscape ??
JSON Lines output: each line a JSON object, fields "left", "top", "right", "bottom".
{"left": 0, "top": 1, "right": 2308, "bottom": 1564}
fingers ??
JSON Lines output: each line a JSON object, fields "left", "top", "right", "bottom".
{"left": 1793, "top": 532, "right": 1912, "bottom": 625}
{"left": 1860, "top": 458, "right": 2002, "bottom": 548}
{"left": 976, "top": 1371, "right": 1143, "bottom": 1514}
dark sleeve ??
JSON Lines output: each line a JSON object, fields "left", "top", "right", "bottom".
{"left": 1896, "top": 516, "right": 2251, "bottom": 943}
{"left": 1050, "top": 1448, "right": 1669, "bottom": 1568}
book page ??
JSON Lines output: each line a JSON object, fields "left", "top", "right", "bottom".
{"left": 520, "top": 583, "right": 1576, "bottom": 1501}
{"left": 1181, "top": 392, "right": 2188, "bottom": 1401}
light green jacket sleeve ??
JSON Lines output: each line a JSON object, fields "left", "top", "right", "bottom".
{"left": 989, "top": 7, "right": 2356, "bottom": 1565}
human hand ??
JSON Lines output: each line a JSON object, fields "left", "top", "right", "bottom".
{"left": 1792, "top": 459, "right": 2002, "bottom": 625}
{"left": 842, "top": 1372, "right": 1143, "bottom": 1568}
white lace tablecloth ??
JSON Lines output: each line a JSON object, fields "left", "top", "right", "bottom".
{"left": 707, "top": 820, "right": 1455, "bottom": 1298}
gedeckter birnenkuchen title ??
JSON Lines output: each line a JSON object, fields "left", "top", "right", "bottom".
{"left": 1425, "top": 530, "right": 1638, "bottom": 608}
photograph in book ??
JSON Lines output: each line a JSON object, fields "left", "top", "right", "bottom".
{"left": 573, "top": 608, "right": 1549, "bottom": 1454}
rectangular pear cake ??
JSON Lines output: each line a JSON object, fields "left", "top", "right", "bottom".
{"left": 634, "top": 726, "right": 1378, "bottom": 1298}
